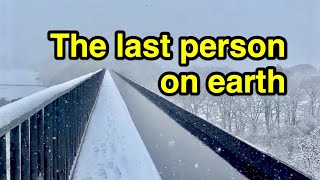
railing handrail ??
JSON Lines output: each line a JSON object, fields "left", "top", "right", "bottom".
{"left": 0, "top": 69, "right": 103, "bottom": 137}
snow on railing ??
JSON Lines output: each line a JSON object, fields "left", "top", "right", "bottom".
{"left": 0, "top": 69, "right": 102, "bottom": 136}
{"left": 0, "top": 69, "right": 105, "bottom": 179}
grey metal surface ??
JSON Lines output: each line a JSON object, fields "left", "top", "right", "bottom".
{"left": 112, "top": 72, "right": 247, "bottom": 180}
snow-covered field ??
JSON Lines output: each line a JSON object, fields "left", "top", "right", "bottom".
{"left": 73, "top": 71, "right": 161, "bottom": 180}
{"left": 0, "top": 69, "right": 44, "bottom": 100}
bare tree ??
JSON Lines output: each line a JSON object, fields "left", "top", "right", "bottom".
{"left": 243, "top": 95, "right": 263, "bottom": 134}
{"left": 216, "top": 95, "right": 236, "bottom": 132}
{"left": 202, "top": 95, "right": 216, "bottom": 123}
{"left": 302, "top": 77, "right": 320, "bottom": 117}
{"left": 286, "top": 88, "right": 303, "bottom": 125}
{"left": 262, "top": 96, "right": 276, "bottom": 133}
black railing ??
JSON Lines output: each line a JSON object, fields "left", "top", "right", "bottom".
{"left": 115, "top": 71, "right": 314, "bottom": 180}
{"left": 0, "top": 69, "right": 105, "bottom": 180}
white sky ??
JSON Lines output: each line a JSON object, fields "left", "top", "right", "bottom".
{"left": 1, "top": 0, "right": 319, "bottom": 71}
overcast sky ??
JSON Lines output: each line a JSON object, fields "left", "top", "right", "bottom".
{"left": 1, "top": 0, "right": 319, "bottom": 71}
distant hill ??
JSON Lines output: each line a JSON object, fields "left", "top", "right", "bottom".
{"left": 188, "top": 66, "right": 235, "bottom": 77}
{"left": 286, "top": 64, "right": 318, "bottom": 75}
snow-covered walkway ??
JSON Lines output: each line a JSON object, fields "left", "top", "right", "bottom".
{"left": 73, "top": 71, "right": 161, "bottom": 180}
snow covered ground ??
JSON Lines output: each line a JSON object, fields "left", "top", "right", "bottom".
{"left": 73, "top": 71, "right": 161, "bottom": 180}
{"left": 0, "top": 69, "right": 44, "bottom": 100}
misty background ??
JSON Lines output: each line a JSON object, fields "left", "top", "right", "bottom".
{"left": 1, "top": 0, "right": 320, "bottom": 71}
{"left": 1, "top": 0, "right": 320, "bottom": 179}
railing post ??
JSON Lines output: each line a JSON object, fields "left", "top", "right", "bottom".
{"left": 21, "top": 119, "right": 30, "bottom": 179}
{"left": 72, "top": 89, "right": 77, "bottom": 158}
{"left": 65, "top": 92, "right": 72, "bottom": 176}
{"left": 30, "top": 111, "right": 42, "bottom": 179}
{"left": 52, "top": 100, "right": 58, "bottom": 180}
{"left": 69, "top": 91, "right": 75, "bottom": 171}
{"left": 74, "top": 87, "right": 79, "bottom": 153}
{"left": 0, "top": 135, "right": 6, "bottom": 179}
{"left": 58, "top": 96, "right": 67, "bottom": 180}
{"left": 38, "top": 109, "right": 45, "bottom": 178}
{"left": 44, "top": 104, "right": 54, "bottom": 180}
{"left": 10, "top": 126, "right": 20, "bottom": 180}
{"left": 54, "top": 97, "right": 66, "bottom": 179}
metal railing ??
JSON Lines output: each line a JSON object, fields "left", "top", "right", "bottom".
{"left": 115, "top": 71, "right": 314, "bottom": 180}
{"left": 0, "top": 69, "right": 105, "bottom": 180}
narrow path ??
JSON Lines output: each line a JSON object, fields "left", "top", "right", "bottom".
{"left": 73, "top": 71, "right": 161, "bottom": 180}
